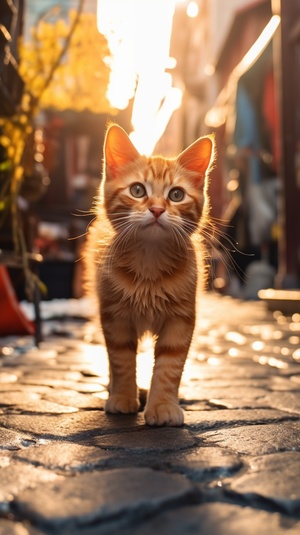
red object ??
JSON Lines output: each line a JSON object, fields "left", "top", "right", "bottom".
{"left": 0, "top": 265, "right": 35, "bottom": 335}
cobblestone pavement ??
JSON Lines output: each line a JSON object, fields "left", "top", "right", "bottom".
{"left": 0, "top": 293, "right": 300, "bottom": 535}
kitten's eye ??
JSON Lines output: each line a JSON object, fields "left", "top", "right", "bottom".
{"left": 168, "top": 187, "right": 185, "bottom": 202}
{"left": 130, "top": 183, "right": 147, "bottom": 198}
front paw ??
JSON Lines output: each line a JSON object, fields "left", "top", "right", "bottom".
{"left": 105, "top": 394, "right": 140, "bottom": 414}
{"left": 144, "top": 402, "right": 184, "bottom": 427}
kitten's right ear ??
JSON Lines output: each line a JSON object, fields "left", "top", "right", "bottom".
{"left": 104, "top": 124, "right": 140, "bottom": 179}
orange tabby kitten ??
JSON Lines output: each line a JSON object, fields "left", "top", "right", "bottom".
{"left": 86, "top": 123, "right": 214, "bottom": 426}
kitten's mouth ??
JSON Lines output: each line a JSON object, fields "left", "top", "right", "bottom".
{"left": 145, "top": 219, "right": 166, "bottom": 229}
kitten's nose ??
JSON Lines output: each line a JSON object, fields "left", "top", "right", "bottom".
{"left": 149, "top": 207, "right": 165, "bottom": 219}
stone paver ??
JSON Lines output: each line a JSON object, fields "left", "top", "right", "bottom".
{"left": 230, "top": 452, "right": 300, "bottom": 513}
{"left": 0, "top": 293, "right": 300, "bottom": 534}
{"left": 0, "top": 459, "right": 62, "bottom": 503}
{"left": 201, "top": 421, "right": 300, "bottom": 455}
{"left": 128, "top": 503, "right": 300, "bottom": 535}
{"left": 14, "top": 468, "right": 194, "bottom": 530}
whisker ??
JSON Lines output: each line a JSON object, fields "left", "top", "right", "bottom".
{"left": 201, "top": 229, "right": 247, "bottom": 282}
{"left": 104, "top": 222, "right": 137, "bottom": 272}
{"left": 68, "top": 216, "right": 97, "bottom": 242}
{"left": 71, "top": 209, "right": 95, "bottom": 217}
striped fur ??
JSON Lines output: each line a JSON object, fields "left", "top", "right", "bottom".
{"left": 85, "top": 124, "right": 214, "bottom": 426}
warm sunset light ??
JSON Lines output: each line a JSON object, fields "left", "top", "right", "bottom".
{"left": 97, "top": 0, "right": 182, "bottom": 155}
{"left": 2, "top": 1, "right": 299, "bottom": 528}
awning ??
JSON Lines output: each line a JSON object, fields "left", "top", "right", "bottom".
{"left": 205, "top": 14, "right": 281, "bottom": 129}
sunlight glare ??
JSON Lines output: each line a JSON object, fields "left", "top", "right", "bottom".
{"left": 254, "top": 355, "right": 288, "bottom": 369}
{"left": 187, "top": 1, "right": 199, "bottom": 18}
{"left": 225, "top": 331, "right": 247, "bottom": 346}
{"left": 293, "top": 349, "right": 300, "bottom": 361}
{"left": 97, "top": 0, "right": 181, "bottom": 155}
{"left": 137, "top": 337, "right": 154, "bottom": 389}
{"left": 252, "top": 341, "right": 265, "bottom": 351}
{"left": 207, "top": 356, "right": 221, "bottom": 366}
{"left": 228, "top": 347, "right": 239, "bottom": 358}
{"left": 97, "top": 0, "right": 136, "bottom": 109}
{"left": 81, "top": 344, "right": 109, "bottom": 378}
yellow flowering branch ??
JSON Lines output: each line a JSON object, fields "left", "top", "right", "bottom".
{"left": 0, "top": 0, "right": 113, "bottom": 299}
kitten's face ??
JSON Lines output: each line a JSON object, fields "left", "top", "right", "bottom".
{"left": 102, "top": 125, "right": 214, "bottom": 242}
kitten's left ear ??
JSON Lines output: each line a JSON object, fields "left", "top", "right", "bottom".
{"left": 178, "top": 135, "right": 215, "bottom": 186}
{"left": 104, "top": 124, "right": 140, "bottom": 179}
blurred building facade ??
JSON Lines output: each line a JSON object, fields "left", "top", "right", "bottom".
{"left": 165, "top": 0, "right": 300, "bottom": 294}
{"left": 4, "top": 0, "right": 299, "bottom": 299}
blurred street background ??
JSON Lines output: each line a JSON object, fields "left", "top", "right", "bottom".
{"left": 1, "top": 0, "right": 300, "bottom": 313}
